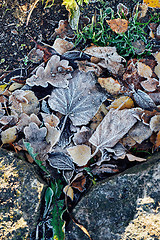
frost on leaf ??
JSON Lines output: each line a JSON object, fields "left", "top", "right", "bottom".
{"left": 98, "top": 77, "right": 121, "bottom": 95}
{"left": 67, "top": 145, "right": 91, "bottom": 166}
{"left": 126, "top": 153, "right": 146, "bottom": 162}
{"left": 133, "top": 89, "right": 157, "bottom": 110}
{"left": 48, "top": 152, "right": 75, "bottom": 171}
{"left": 9, "top": 90, "right": 39, "bottom": 115}
{"left": 128, "top": 121, "right": 152, "bottom": 144}
{"left": 45, "top": 123, "right": 60, "bottom": 148}
{"left": 89, "top": 109, "right": 137, "bottom": 151}
{"left": 26, "top": 55, "right": 73, "bottom": 88}
{"left": 16, "top": 113, "right": 41, "bottom": 131}
{"left": 84, "top": 46, "right": 126, "bottom": 75}
{"left": 150, "top": 115, "right": 160, "bottom": 132}
{"left": 140, "top": 78, "right": 158, "bottom": 92}
{"left": 24, "top": 122, "right": 50, "bottom": 154}
{"left": 137, "top": 62, "right": 152, "bottom": 78}
{"left": 53, "top": 38, "right": 74, "bottom": 55}
{"left": 28, "top": 48, "right": 44, "bottom": 63}
{"left": 48, "top": 71, "right": 107, "bottom": 126}
{"left": 73, "top": 126, "right": 91, "bottom": 145}
{"left": 63, "top": 185, "right": 74, "bottom": 200}
{"left": 1, "top": 126, "right": 17, "bottom": 144}
{"left": 41, "top": 113, "right": 60, "bottom": 127}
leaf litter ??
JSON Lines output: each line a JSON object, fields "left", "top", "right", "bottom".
{"left": 1, "top": 2, "right": 160, "bottom": 239}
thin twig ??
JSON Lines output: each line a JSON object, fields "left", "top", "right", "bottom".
{"left": 26, "top": 0, "right": 40, "bottom": 26}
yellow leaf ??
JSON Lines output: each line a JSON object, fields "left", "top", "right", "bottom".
{"left": 106, "top": 18, "right": 128, "bottom": 34}
{"left": 108, "top": 96, "right": 134, "bottom": 110}
{"left": 63, "top": 185, "right": 74, "bottom": 200}
{"left": 143, "top": 0, "right": 160, "bottom": 8}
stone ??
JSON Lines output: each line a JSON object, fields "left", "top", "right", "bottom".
{"left": 65, "top": 153, "right": 160, "bottom": 240}
{"left": 0, "top": 149, "right": 46, "bottom": 239}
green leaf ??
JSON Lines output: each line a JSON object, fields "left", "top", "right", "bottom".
{"left": 43, "top": 187, "right": 54, "bottom": 218}
{"left": 23, "top": 141, "right": 49, "bottom": 174}
{"left": 51, "top": 199, "right": 65, "bottom": 240}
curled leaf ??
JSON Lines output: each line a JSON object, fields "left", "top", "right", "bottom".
{"left": 150, "top": 115, "right": 160, "bottom": 132}
{"left": 26, "top": 55, "right": 73, "bottom": 88}
{"left": 63, "top": 185, "right": 74, "bottom": 200}
{"left": 67, "top": 145, "right": 91, "bottom": 166}
{"left": 126, "top": 153, "right": 146, "bottom": 162}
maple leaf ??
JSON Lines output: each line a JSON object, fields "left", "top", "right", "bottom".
{"left": 48, "top": 71, "right": 107, "bottom": 126}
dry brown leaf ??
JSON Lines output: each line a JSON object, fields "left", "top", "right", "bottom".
{"left": 73, "top": 127, "right": 91, "bottom": 145}
{"left": 89, "top": 109, "right": 137, "bottom": 151}
{"left": 54, "top": 20, "right": 75, "bottom": 39}
{"left": 9, "top": 90, "right": 39, "bottom": 115}
{"left": 63, "top": 185, "right": 74, "bottom": 201}
{"left": 137, "top": 62, "right": 152, "bottom": 78}
{"left": 71, "top": 172, "right": 86, "bottom": 192}
{"left": 155, "top": 130, "right": 160, "bottom": 148}
{"left": 150, "top": 115, "right": 160, "bottom": 132}
{"left": 26, "top": 55, "right": 73, "bottom": 88}
{"left": 121, "top": 134, "right": 137, "bottom": 147}
{"left": 52, "top": 38, "right": 74, "bottom": 55}
{"left": 154, "top": 52, "right": 160, "bottom": 81}
{"left": 67, "top": 145, "right": 91, "bottom": 166}
{"left": 140, "top": 78, "right": 158, "bottom": 92}
{"left": 84, "top": 45, "right": 126, "bottom": 75}
{"left": 45, "top": 123, "right": 60, "bottom": 148}
{"left": 27, "top": 48, "right": 44, "bottom": 63}
{"left": 108, "top": 96, "right": 134, "bottom": 110}
{"left": 106, "top": 18, "right": 128, "bottom": 34}
{"left": 128, "top": 121, "right": 152, "bottom": 144}
{"left": 41, "top": 113, "right": 60, "bottom": 127}
{"left": 132, "top": 40, "right": 145, "bottom": 55}
{"left": 126, "top": 153, "right": 146, "bottom": 162}
{"left": 1, "top": 126, "right": 17, "bottom": 144}
{"left": 90, "top": 103, "right": 108, "bottom": 131}
{"left": 76, "top": 60, "right": 103, "bottom": 76}
{"left": 98, "top": 77, "right": 121, "bottom": 95}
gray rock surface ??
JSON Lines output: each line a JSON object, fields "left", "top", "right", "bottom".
{"left": 0, "top": 149, "right": 46, "bottom": 240}
{"left": 65, "top": 153, "right": 160, "bottom": 240}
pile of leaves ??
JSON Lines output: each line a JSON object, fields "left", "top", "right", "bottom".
{"left": 0, "top": 1, "right": 160, "bottom": 239}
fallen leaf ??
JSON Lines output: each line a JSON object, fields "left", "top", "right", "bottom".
{"left": 1, "top": 126, "right": 17, "bottom": 144}
{"left": 132, "top": 40, "right": 146, "bottom": 55}
{"left": 90, "top": 103, "right": 108, "bottom": 131}
{"left": 9, "top": 82, "right": 24, "bottom": 92}
{"left": 48, "top": 152, "right": 75, "bottom": 171}
{"left": 76, "top": 60, "right": 103, "bottom": 76}
{"left": 52, "top": 38, "right": 74, "bottom": 55}
{"left": 54, "top": 20, "right": 75, "bottom": 39}
{"left": 106, "top": 18, "right": 128, "bottom": 34}
{"left": 89, "top": 108, "right": 137, "bottom": 151}
{"left": 24, "top": 122, "right": 50, "bottom": 154}
{"left": 92, "top": 164, "right": 119, "bottom": 175}
{"left": 16, "top": 113, "right": 41, "bottom": 131}
{"left": 154, "top": 52, "right": 160, "bottom": 81}
{"left": 84, "top": 45, "right": 126, "bottom": 75}
{"left": 108, "top": 96, "right": 134, "bottom": 110}
{"left": 71, "top": 172, "right": 86, "bottom": 192}
{"left": 133, "top": 89, "right": 157, "bottom": 110}
{"left": 63, "top": 185, "right": 74, "bottom": 200}
{"left": 137, "top": 62, "right": 152, "bottom": 78}
{"left": 28, "top": 48, "right": 44, "bottom": 63}
{"left": 126, "top": 153, "right": 146, "bottom": 162}
{"left": 26, "top": 55, "right": 73, "bottom": 88}
{"left": 73, "top": 127, "right": 91, "bottom": 145}
{"left": 128, "top": 121, "right": 152, "bottom": 144}
{"left": 9, "top": 90, "right": 40, "bottom": 115}
{"left": 45, "top": 123, "right": 61, "bottom": 148}
{"left": 98, "top": 77, "right": 121, "bottom": 95}
{"left": 41, "top": 113, "right": 60, "bottom": 127}
{"left": 48, "top": 71, "right": 107, "bottom": 126}
{"left": 143, "top": 0, "right": 160, "bottom": 8}
{"left": 155, "top": 130, "right": 160, "bottom": 148}
{"left": 67, "top": 145, "right": 91, "bottom": 166}
{"left": 140, "top": 78, "right": 158, "bottom": 92}
{"left": 150, "top": 115, "right": 160, "bottom": 132}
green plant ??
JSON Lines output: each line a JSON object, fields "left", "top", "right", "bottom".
{"left": 75, "top": 6, "right": 160, "bottom": 57}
